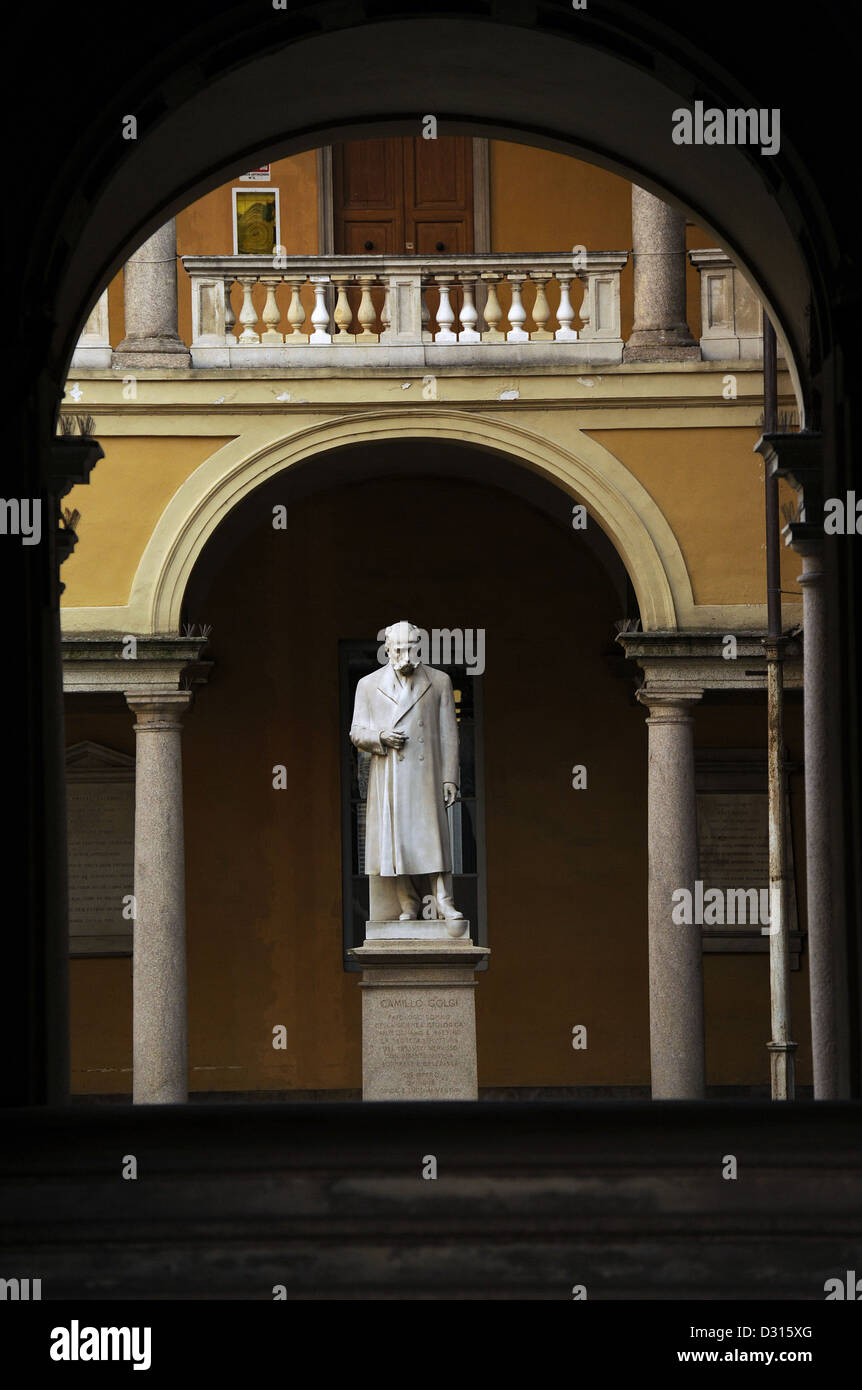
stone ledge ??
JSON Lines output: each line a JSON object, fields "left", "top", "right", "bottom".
{"left": 350, "top": 938, "right": 489, "bottom": 967}
{"left": 2, "top": 1103, "right": 858, "bottom": 1298}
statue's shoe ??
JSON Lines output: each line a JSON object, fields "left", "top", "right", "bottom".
{"left": 399, "top": 911, "right": 418, "bottom": 921}
{"left": 436, "top": 899, "right": 464, "bottom": 920}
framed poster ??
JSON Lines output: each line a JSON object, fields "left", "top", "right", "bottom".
{"left": 232, "top": 188, "right": 279, "bottom": 254}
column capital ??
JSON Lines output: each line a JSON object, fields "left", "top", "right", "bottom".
{"left": 788, "top": 524, "right": 825, "bottom": 567}
{"left": 636, "top": 686, "right": 703, "bottom": 719}
{"left": 126, "top": 690, "right": 193, "bottom": 731}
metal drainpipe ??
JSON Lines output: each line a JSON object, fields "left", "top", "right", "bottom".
{"left": 763, "top": 314, "right": 797, "bottom": 1099}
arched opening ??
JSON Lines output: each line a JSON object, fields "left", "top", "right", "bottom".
{"left": 168, "top": 440, "right": 647, "bottom": 1096}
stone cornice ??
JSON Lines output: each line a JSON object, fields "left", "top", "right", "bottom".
{"left": 617, "top": 630, "right": 803, "bottom": 693}
{"left": 62, "top": 636, "right": 212, "bottom": 696}
{"left": 60, "top": 359, "right": 796, "bottom": 432}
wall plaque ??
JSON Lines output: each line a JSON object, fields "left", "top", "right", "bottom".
{"left": 695, "top": 748, "right": 803, "bottom": 967}
{"left": 66, "top": 741, "right": 135, "bottom": 956}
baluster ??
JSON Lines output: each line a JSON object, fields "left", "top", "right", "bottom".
{"left": 237, "top": 276, "right": 260, "bottom": 344}
{"left": 479, "top": 273, "right": 505, "bottom": 342}
{"left": 506, "top": 274, "right": 529, "bottom": 342}
{"left": 529, "top": 270, "right": 554, "bottom": 341}
{"left": 260, "top": 277, "right": 284, "bottom": 345}
{"left": 578, "top": 274, "right": 592, "bottom": 337}
{"left": 332, "top": 275, "right": 355, "bottom": 342}
{"left": 433, "top": 275, "right": 457, "bottom": 343}
{"left": 356, "top": 275, "right": 378, "bottom": 343}
{"left": 554, "top": 276, "right": 579, "bottom": 341}
{"left": 223, "top": 277, "right": 237, "bottom": 344}
{"left": 309, "top": 276, "right": 332, "bottom": 343}
{"left": 381, "top": 283, "right": 391, "bottom": 338}
{"left": 285, "top": 276, "right": 308, "bottom": 341}
{"left": 457, "top": 275, "right": 481, "bottom": 344}
{"left": 421, "top": 278, "right": 432, "bottom": 342}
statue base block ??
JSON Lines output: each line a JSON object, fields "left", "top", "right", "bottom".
{"left": 349, "top": 930, "right": 489, "bottom": 1100}
{"left": 365, "top": 918, "right": 469, "bottom": 940}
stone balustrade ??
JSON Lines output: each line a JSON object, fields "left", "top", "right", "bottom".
{"left": 180, "top": 252, "right": 629, "bottom": 367}
{"left": 69, "top": 250, "right": 773, "bottom": 371}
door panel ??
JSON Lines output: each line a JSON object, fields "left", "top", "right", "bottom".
{"left": 333, "top": 139, "right": 403, "bottom": 253}
{"left": 333, "top": 137, "right": 473, "bottom": 255}
{"left": 414, "top": 221, "right": 470, "bottom": 255}
{"left": 340, "top": 221, "right": 397, "bottom": 255}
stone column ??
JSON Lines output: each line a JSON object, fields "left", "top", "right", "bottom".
{"left": 624, "top": 186, "right": 699, "bottom": 361}
{"left": 794, "top": 538, "right": 843, "bottom": 1097}
{"left": 113, "top": 218, "right": 190, "bottom": 368}
{"left": 126, "top": 692, "right": 192, "bottom": 1103}
{"left": 637, "top": 690, "right": 706, "bottom": 1098}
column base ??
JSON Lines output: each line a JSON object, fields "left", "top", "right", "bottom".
{"left": 350, "top": 929, "right": 489, "bottom": 1100}
{"left": 112, "top": 337, "right": 191, "bottom": 369}
{"left": 624, "top": 332, "right": 700, "bottom": 362}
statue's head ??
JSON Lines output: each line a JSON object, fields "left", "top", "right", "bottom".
{"left": 384, "top": 620, "right": 421, "bottom": 676}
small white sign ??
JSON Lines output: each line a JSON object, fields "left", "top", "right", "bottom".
{"left": 240, "top": 165, "right": 271, "bottom": 182}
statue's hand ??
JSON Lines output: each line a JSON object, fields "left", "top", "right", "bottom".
{"left": 381, "top": 730, "right": 407, "bottom": 749}
{"left": 443, "top": 782, "right": 458, "bottom": 807}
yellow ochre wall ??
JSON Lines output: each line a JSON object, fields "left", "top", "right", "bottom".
{"left": 60, "top": 437, "right": 234, "bottom": 608}
{"left": 101, "top": 140, "right": 716, "bottom": 348}
{"left": 66, "top": 473, "right": 811, "bottom": 1095}
{"left": 587, "top": 427, "right": 804, "bottom": 605}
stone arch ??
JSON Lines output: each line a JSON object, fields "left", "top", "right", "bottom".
{"left": 63, "top": 410, "right": 697, "bottom": 636}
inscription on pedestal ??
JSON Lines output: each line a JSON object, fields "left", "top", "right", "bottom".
{"left": 362, "top": 977, "right": 477, "bottom": 1100}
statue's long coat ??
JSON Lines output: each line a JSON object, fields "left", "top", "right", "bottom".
{"left": 350, "top": 662, "right": 459, "bottom": 876}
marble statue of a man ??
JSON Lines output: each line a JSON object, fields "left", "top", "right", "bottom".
{"left": 350, "top": 620, "right": 464, "bottom": 921}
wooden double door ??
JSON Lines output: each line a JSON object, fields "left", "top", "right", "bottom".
{"left": 332, "top": 136, "right": 474, "bottom": 256}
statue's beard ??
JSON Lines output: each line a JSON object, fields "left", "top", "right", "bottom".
{"left": 393, "top": 657, "right": 415, "bottom": 675}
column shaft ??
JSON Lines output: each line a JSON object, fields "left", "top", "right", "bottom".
{"left": 642, "top": 695, "right": 705, "bottom": 1098}
{"left": 624, "top": 186, "right": 699, "bottom": 361}
{"left": 128, "top": 694, "right": 191, "bottom": 1103}
{"left": 113, "top": 218, "right": 190, "bottom": 366}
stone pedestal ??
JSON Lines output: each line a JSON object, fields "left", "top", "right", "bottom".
{"left": 350, "top": 927, "right": 489, "bottom": 1100}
